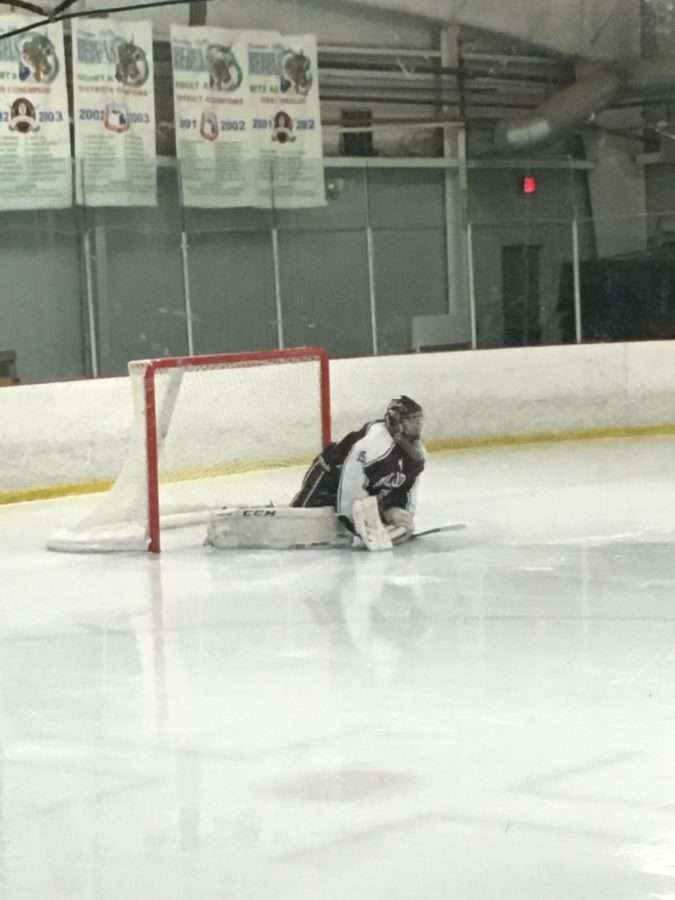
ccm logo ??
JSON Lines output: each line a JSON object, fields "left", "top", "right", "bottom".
{"left": 242, "top": 509, "right": 277, "bottom": 517}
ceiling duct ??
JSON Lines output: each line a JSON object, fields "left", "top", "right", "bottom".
{"left": 495, "top": 55, "right": 675, "bottom": 154}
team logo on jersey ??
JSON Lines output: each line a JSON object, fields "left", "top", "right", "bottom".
{"left": 200, "top": 111, "right": 219, "bottom": 141}
{"left": 280, "top": 50, "right": 312, "bottom": 95}
{"left": 19, "top": 34, "right": 59, "bottom": 84}
{"left": 9, "top": 99, "right": 39, "bottom": 133}
{"left": 115, "top": 39, "right": 149, "bottom": 87}
{"left": 375, "top": 472, "right": 406, "bottom": 491}
{"left": 104, "top": 102, "right": 130, "bottom": 133}
{"left": 271, "top": 110, "right": 295, "bottom": 144}
{"left": 206, "top": 44, "right": 243, "bottom": 92}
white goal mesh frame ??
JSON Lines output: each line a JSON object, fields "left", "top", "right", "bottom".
{"left": 48, "top": 347, "right": 331, "bottom": 553}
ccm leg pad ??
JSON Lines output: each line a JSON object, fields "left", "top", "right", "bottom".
{"left": 206, "top": 506, "right": 350, "bottom": 550}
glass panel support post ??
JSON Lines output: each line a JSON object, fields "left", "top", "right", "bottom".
{"left": 271, "top": 227, "right": 284, "bottom": 350}
{"left": 466, "top": 222, "right": 478, "bottom": 350}
{"left": 364, "top": 166, "right": 378, "bottom": 355}
{"left": 82, "top": 229, "right": 99, "bottom": 377}
{"left": 180, "top": 232, "right": 195, "bottom": 357}
{"left": 572, "top": 218, "right": 583, "bottom": 345}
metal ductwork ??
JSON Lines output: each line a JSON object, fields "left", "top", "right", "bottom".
{"left": 495, "top": 56, "right": 675, "bottom": 154}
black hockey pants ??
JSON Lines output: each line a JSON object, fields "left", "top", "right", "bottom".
{"left": 291, "top": 454, "right": 341, "bottom": 509}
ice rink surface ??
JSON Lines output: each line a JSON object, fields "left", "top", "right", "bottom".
{"left": 2, "top": 435, "right": 675, "bottom": 899}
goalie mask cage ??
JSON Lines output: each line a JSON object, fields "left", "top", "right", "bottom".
{"left": 47, "top": 347, "right": 331, "bottom": 553}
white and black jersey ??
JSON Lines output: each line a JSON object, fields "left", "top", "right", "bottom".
{"left": 292, "top": 420, "right": 425, "bottom": 525}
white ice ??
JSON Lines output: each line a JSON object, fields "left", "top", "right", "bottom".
{"left": 2, "top": 435, "right": 675, "bottom": 900}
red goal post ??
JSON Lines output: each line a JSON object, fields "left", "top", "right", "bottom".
{"left": 47, "top": 346, "right": 331, "bottom": 554}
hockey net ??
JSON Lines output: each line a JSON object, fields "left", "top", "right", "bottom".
{"left": 47, "top": 347, "right": 331, "bottom": 553}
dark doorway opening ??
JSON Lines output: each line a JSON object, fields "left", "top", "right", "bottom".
{"left": 502, "top": 244, "right": 542, "bottom": 346}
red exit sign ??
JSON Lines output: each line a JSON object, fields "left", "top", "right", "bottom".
{"left": 523, "top": 175, "right": 537, "bottom": 194}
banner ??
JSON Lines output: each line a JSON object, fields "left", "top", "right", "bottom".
{"left": 249, "top": 33, "right": 325, "bottom": 209}
{"left": 73, "top": 19, "right": 156, "bottom": 206}
{"left": 170, "top": 26, "right": 325, "bottom": 209}
{"left": 171, "top": 25, "right": 254, "bottom": 208}
{"left": 0, "top": 16, "right": 71, "bottom": 210}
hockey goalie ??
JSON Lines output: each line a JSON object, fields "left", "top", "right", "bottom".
{"left": 206, "top": 396, "right": 425, "bottom": 552}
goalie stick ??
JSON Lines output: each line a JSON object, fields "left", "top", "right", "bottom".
{"left": 353, "top": 520, "right": 466, "bottom": 551}
{"left": 411, "top": 523, "right": 465, "bottom": 539}
{"left": 352, "top": 497, "right": 465, "bottom": 550}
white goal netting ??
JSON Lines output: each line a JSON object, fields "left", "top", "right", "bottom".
{"left": 47, "top": 349, "right": 329, "bottom": 552}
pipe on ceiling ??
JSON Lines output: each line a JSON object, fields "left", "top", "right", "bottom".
{"left": 495, "top": 56, "right": 675, "bottom": 154}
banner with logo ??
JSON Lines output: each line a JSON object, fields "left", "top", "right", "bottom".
{"left": 73, "top": 19, "right": 156, "bottom": 206}
{"left": 171, "top": 25, "right": 255, "bottom": 208}
{"left": 0, "top": 16, "right": 71, "bottom": 210}
{"left": 249, "top": 33, "right": 325, "bottom": 209}
{"left": 170, "top": 27, "right": 325, "bottom": 209}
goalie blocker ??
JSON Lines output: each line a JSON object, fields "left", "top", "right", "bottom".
{"left": 206, "top": 497, "right": 410, "bottom": 552}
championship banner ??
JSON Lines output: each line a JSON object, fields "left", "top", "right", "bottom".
{"left": 73, "top": 20, "right": 156, "bottom": 206}
{"left": 171, "top": 25, "right": 254, "bottom": 208}
{"left": 248, "top": 32, "right": 326, "bottom": 209}
{"left": 0, "top": 16, "right": 71, "bottom": 210}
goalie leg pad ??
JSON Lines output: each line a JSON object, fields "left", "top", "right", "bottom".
{"left": 206, "top": 506, "right": 351, "bottom": 550}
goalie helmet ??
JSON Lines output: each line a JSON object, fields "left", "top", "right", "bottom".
{"left": 385, "top": 396, "right": 424, "bottom": 458}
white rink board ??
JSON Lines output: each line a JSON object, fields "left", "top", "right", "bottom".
{"left": 2, "top": 341, "right": 675, "bottom": 496}
{"left": 331, "top": 342, "right": 675, "bottom": 441}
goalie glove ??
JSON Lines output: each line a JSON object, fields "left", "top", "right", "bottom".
{"left": 382, "top": 506, "right": 415, "bottom": 545}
